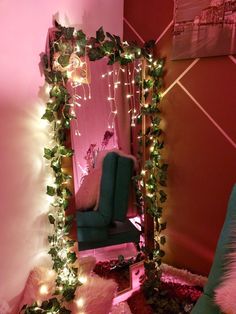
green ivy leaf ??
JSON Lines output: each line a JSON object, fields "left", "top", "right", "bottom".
{"left": 47, "top": 185, "right": 56, "bottom": 196}
{"left": 96, "top": 26, "right": 105, "bottom": 42}
{"left": 62, "top": 27, "right": 74, "bottom": 40}
{"left": 59, "top": 146, "right": 74, "bottom": 157}
{"left": 67, "top": 252, "right": 76, "bottom": 264}
{"left": 160, "top": 222, "right": 167, "bottom": 231}
{"left": 106, "top": 32, "right": 115, "bottom": 42}
{"left": 51, "top": 158, "right": 61, "bottom": 172}
{"left": 88, "top": 47, "right": 105, "bottom": 61}
{"left": 48, "top": 213, "right": 55, "bottom": 224}
{"left": 103, "top": 40, "right": 115, "bottom": 53}
{"left": 44, "top": 148, "right": 53, "bottom": 160}
{"left": 58, "top": 54, "right": 70, "bottom": 67}
{"left": 159, "top": 190, "right": 167, "bottom": 203}
{"left": 63, "top": 287, "right": 76, "bottom": 301}
{"left": 160, "top": 236, "right": 166, "bottom": 245}
{"left": 159, "top": 249, "right": 165, "bottom": 258}
{"left": 77, "top": 29, "right": 86, "bottom": 41}
{"left": 62, "top": 199, "right": 69, "bottom": 210}
{"left": 41, "top": 109, "right": 54, "bottom": 122}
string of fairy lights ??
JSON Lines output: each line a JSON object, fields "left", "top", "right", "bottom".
{"left": 22, "top": 23, "right": 166, "bottom": 313}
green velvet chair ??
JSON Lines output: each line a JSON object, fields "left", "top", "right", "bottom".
{"left": 191, "top": 184, "right": 236, "bottom": 313}
{"left": 76, "top": 152, "right": 140, "bottom": 251}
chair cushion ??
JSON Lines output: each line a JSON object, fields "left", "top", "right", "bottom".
{"left": 77, "top": 226, "right": 108, "bottom": 243}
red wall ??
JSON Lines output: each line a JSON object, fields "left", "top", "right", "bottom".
{"left": 124, "top": 0, "right": 236, "bottom": 275}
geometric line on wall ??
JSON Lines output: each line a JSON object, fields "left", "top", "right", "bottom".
{"left": 177, "top": 81, "right": 236, "bottom": 149}
{"left": 123, "top": 17, "right": 145, "bottom": 44}
{"left": 155, "top": 20, "right": 174, "bottom": 44}
{"left": 229, "top": 55, "right": 236, "bottom": 65}
{"left": 162, "top": 58, "right": 199, "bottom": 98}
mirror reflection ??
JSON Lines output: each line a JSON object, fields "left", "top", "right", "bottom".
{"left": 70, "top": 58, "right": 142, "bottom": 291}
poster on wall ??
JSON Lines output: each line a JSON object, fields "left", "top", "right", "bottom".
{"left": 172, "top": 0, "right": 236, "bottom": 60}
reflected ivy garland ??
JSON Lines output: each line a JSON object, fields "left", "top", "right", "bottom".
{"left": 22, "top": 21, "right": 167, "bottom": 313}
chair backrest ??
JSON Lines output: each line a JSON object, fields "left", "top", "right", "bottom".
{"left": 113, "top": 155, "right": 134, "bottom": 222}
{"left": 97, "top": 152, "right": 118, "bottom": 224}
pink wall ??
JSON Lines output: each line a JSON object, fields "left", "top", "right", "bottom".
{"left": 71, "top": 59, "right": 118, "bottom": 198}
{"left": 0, "top": 0, "right": 123, "bottom": 311}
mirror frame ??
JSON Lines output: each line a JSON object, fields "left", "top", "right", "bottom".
{"left": 26, "top": 21, "right": 167, "bottom": 312}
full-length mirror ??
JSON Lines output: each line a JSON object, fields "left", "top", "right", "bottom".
{"left": 37, "top": 22, "right": 165, "bottom": 311}
{"left": 70, "top": 56, "right": 143, "bottom": 292}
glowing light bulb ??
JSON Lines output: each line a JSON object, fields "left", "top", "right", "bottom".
{"left": 141, "top": 170, "right": 146, "bottom": 176}
{"left": 40, "top": 119, "right": 49, "bottom": 129}
{"left": 47, "top": 270, "right": 55, "bottom": 279}
{"left": 75, "top": 298, "right": 84, "bottom": 308}
{"left": 126, "top": 94, "right": 132, "bottom": 99}
{"left": 78, "top": 275, "right": 87, "bottom": 284}
{"left": 150, "top": 146, "right": 154, "bottom": 152}
{"left": 39, "top": 284, "right": 49, "bottom": 295}
{"left": 45, "top": 85, "right": 51, "bottom": 95}
{"left": 75, "top": 130, "right": 81, "bottom": 136}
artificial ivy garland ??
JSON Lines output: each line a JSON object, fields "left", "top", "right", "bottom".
{"left": 22, "top": 21, "right": 167, "bottom": 313}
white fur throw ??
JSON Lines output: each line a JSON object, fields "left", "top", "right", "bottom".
{"left": 69, "top": 276, "right": 118, "bottom": 314}
{"left": 18, "top": 256, "right": 97, "bottom": 312}
{"left": 18, "top": 266, "right": 57, "bottom": 311}
{"left": 215, "top": 252, "right": 236, "bottom": 314}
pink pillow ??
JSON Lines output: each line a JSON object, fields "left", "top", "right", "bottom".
{"left": 215, "top": 278, "right": 236, "bottom": 314}
{"left": 215, "top": 252, "right": 236, "bottom": 314}
{"left": 76, "top": 168, "right": 102, "bottom": 211}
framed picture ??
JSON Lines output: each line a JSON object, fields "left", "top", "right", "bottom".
{"left": 172, "top": 0, "right": 236, "bottom": 60}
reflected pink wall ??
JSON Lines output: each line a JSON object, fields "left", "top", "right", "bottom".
{"left": 70, "top": 59, "right": 118, "bottom": 197}
{"left": 0, "top": 0, "right": 123, "bottom": 311}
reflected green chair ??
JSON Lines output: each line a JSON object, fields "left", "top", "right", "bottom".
{"left": 191, "top": 184, "right": 236, "bottom": 313}
{"left": 76, "top": 152, "right": 140, "bottom": 251}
